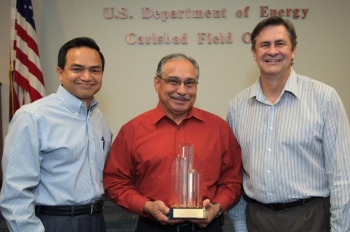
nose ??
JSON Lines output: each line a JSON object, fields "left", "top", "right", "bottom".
{"left": 176, "top": 82, "right": 187, "bottom": 95}
{"left": 81, "top": 69, "right": 92, "bottom": 81}
{"left": 267, "top": 44, "right": 278, "bottom": 56}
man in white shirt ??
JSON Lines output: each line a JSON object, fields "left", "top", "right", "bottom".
{"left": 227, "top": 16, "right": 350, "bottom": 232}
{"left": 0, "top": 37, "right": 112, "bottom": 232}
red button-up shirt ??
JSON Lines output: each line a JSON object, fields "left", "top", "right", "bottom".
{"left": 103, "top": 103, "right": 242, "bottom": 216}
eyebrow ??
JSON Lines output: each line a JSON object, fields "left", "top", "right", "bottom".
{"left": 71, "top": 63, "right": 101, "bottom": 69}
{"left": 167, "top": 76, "right": 196, "bottom": 80}
{"left": 260, "top": 39, "right": 286, "bottom": 44}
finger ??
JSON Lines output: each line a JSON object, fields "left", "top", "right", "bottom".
{"left": 202, "top": 199, "right": 210, "bottom": 207}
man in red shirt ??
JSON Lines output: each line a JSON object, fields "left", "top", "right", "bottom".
{"left": 103, "top": 53, "right": 242, "bottom": 232}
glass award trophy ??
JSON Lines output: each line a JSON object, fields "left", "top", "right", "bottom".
{"left": 169, "top": 144, "right": 207, "bottom": 219}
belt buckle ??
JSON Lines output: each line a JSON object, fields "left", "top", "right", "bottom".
{"left": 270, "top": 203, "right": 286, "bottom": 211}
{"left": 90, "top": 200, "right": 103, "bottom": 214}
{"left": 176, "top": 222, "right": 194, "bottom": 232}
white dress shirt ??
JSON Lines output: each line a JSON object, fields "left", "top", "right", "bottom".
{"left": 227, "top": 69, "right": 350, "bottom": 232}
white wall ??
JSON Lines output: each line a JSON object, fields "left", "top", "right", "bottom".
{"left": 1, "top": 0, "right": 350, "bottom": 138}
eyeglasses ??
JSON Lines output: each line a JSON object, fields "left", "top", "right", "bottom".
{"left": 157, "top": 76, "right": 198, "bottom": 88}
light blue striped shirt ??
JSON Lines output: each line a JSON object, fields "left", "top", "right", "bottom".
{"left": 0, "top": 85, "right": 112, "bottom": 232}
{"left": 227, "top": 69, "right": 350, "bottom": 232}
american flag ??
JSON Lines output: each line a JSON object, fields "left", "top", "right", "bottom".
{"left": 10, "top": 0, "right": 45, "bottom": 118}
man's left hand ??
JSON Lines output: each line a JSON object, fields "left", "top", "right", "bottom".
{"left": 189, "top": 199, "right": 220, "bottom": 228}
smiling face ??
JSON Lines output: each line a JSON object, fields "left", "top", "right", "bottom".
{"left": 154, "top": 59, "right": 197, "bottom": 123}
{"left": 57, "top": 46, "right": 103, "bottom": 108}
{"left": 252, "top": 25, "right": 296, "bottom": 81}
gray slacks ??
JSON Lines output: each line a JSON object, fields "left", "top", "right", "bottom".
{"left": 37, "top": 211, "right": 106, "bottom": 232}
{"left": 246, "top": 197, "right": 330, "bottom": 232}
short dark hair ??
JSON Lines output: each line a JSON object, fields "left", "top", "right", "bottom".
{"left": 156, "top": 53, "right": 199, "bottom": 78}
{"left": 57, "top": 37, "right": 105, "bottom": 72}
{"left": 251, "top": 16, "right": 297, "bottom": 50}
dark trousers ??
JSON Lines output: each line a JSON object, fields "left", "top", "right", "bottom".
{"left": 246, "top": 197, "right": 330, "bottom": 232}
{"left": 36, "top": 211, "right": 106, "bottom": 232}
{"left": 135, "top": 216, "right": 223, "bottom": 232}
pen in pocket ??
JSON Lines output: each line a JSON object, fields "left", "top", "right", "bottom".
{"left": 101, "top": 136, "right": 105, "bottom": 150}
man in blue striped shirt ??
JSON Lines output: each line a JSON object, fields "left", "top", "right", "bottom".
{"left": 227, "top": 16, "right": 350, "bottom": 232}
{"left": 0, "top": 37, "right": 112, "bottom": 232}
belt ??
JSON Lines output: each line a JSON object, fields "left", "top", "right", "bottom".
{"left": 138, "top": 216, "right": 223, "bottom": 232}
{"left": 35, "top": 199, "right": 104, "bottom": 216}
{"left": 244, "top": 195, "right": 320, "bottom": 211}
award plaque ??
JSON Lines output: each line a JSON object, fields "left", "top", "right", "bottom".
{"left": 169, "top": 144, "right": 207, "bottom": 219}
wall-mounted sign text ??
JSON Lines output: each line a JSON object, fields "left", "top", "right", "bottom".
{"left": 103, "top": 6, "right": 309, "bottom": 45}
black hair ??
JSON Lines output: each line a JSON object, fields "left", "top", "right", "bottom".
{"left": 57, "top": 37, "right": 105, "bottom": 72}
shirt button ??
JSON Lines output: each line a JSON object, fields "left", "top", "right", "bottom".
{"left": 267, "top": 148, "right": 271, "bottom": 152}
{"left": 269, "top": 126, "right": 273, "bottom": 130}
{"left": 266, "top": 170, "right": 270, "bottom": 174}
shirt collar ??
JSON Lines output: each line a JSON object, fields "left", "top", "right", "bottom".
{"left": 283, "top": 68, "right": 299, "bottom": 98}
{"left": 56, "top": 85, "right": 98, "bottom": 115}
{"left": 153, "top": 102, "right": 205, "bottom": 125}
{"left": 249, "top": 68, "right": 299, "bottom": 102}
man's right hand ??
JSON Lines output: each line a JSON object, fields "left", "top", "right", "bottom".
{"left": 143, "top": 200, "right": 184, "bottom": 225}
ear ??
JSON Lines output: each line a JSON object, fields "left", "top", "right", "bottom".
{"left": 56, "top": 66, "right": 63, "bottom": 82}
{"left": 251, "top": 46, "right": 257, "bottom": 61}
{"left": 154, "top": 76, "right": 160, "bottom": 93}
{"left": 291, "top": 45, "right": 297, "bottom": 60}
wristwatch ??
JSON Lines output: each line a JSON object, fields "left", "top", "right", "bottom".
{"left": 211, "top": 202, "right": 222, "bottom": 217}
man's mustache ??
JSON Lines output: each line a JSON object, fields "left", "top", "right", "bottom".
{"left": 170, "top": 95, "right": 190, "bottom": 101}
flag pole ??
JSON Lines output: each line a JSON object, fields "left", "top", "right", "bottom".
{"left": 9, "top": 52, "right": 14, "bottom": 121}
